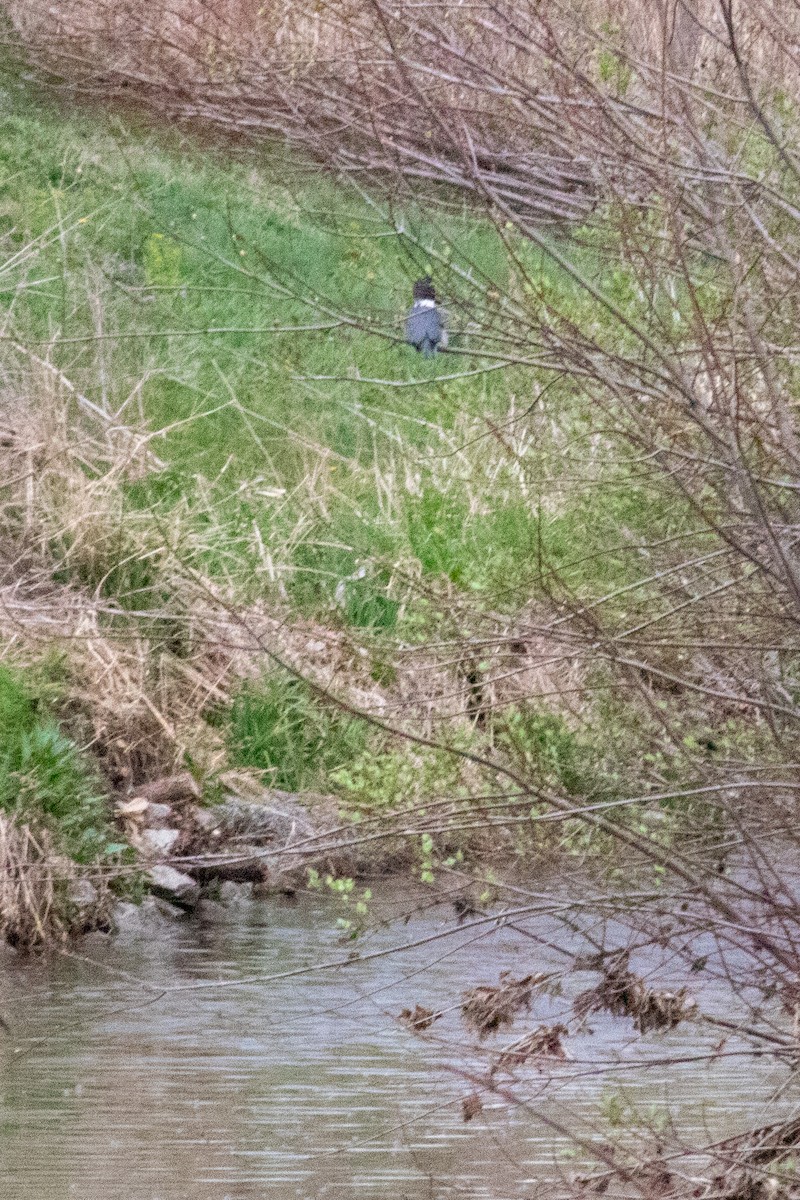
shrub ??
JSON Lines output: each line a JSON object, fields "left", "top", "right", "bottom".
{"left": 495, "top": 706, "right": 593, "bottom": 795}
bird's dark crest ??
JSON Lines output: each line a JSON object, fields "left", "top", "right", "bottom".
{"left": 412, "top": 276, "right": 436, "bottom": 301}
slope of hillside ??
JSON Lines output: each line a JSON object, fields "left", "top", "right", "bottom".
{"left": 0, "top": 48, "right": 779, "bottom": 946}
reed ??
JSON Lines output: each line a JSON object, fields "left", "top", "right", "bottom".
{"left": 0, "top": 813, "right": 70, "bottom": 950}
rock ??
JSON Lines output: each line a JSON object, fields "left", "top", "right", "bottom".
{"left": 152, "top": 896, "right": 186, "bottom": 921}
{"left": 254, "top": 876, "right": 299, "bottom": 900}
{"left": 181, "top": 789, "right": 357, "bottom": 885}
{"left": 67, "top": 878, "right": 98, "bottom": 909}
{"left": 219, "top": 880, "right": 252, "bottom": 905}
{"left": 117, "top": 796, "right": 149, "bottom": 818}
{"left": 189, "top": 805, "right": 221, "bottom": 833}
{"left": 213, "top": 795, "right": 315, "bottom": 846}
{"left": 113, "top": 897, "right": 186, "bottom": 940}
{"left": 145, "top": 802, "right": 174, "bottom": 828}
{"left": 187, "top": 845, "right": 270, "bottom": 886}
{"left": 147, "top": 864, "right": 200, "bottom": 910}
{"left": 140, "top": 827, "right": 181, "bottom": 857}
{"left": 113, "top": 901, "right": 140, "bottom": 929}
{"left": 81, "top": 929, "right": 112, "bottom": 949}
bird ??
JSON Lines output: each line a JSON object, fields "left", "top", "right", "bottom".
{"left": 405, "top": 276, "right": 447, "bottom": 357}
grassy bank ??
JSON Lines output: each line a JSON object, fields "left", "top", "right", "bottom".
{"left": 6, "top": 22, "right": 800, "bottom": 1200}
{"left": 0, "top": 51, "right": 780, "bottom": 947}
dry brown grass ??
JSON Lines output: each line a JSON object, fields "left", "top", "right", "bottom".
{"left": 0, "top": 1, "right": 783, "bottom": 66}
{"left": 7, "top": 1, "right": 799, "bottom": 223}
{"left": 7, "top": 1, "right": 797, "bottom": 99}
{"left": 0, "top": 813, "right": 73, "bottom": 949}
{"left": 0, "top": 813, "right": 114, "bottom": 951}
{"left": 0, "top": 346, "right": 587, "bottom": 804}
{"left": 0, "top": 352, "right": 584, "bottom": 811}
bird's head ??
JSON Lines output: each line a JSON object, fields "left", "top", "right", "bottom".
{"left": 412, "top": 276, "right": 436, "bottom": 302}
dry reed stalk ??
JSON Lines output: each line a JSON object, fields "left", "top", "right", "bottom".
{"left": 0, "top": 813, "right": 71, "bottom": 950}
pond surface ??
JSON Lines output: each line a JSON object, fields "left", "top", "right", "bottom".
{"left": 0, "top": 884, "right": 790, "bottom": 1200}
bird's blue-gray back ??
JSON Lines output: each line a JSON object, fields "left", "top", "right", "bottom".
{"left": 405, "top": 305, "right": 444, "bottom": 357}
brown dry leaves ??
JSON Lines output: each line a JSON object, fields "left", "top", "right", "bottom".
{"left": 461, "top": 972, "right": 540, "bottom": 1039}
{"left": 399, "top": 1004, "right": 440, "bottom": 1032}
{"left": 461, "top": 1092, "right": 483, "bottom": 1122}
{"left": 574, "top": 950, "right": 696, "bottom": 1034}
{"left": 497, "top": 1023, "right": 568, "bottom": 1069}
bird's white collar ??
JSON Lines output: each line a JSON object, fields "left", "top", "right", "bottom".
{"left": 414, "top": 298, "right": 437, "bottom": 309}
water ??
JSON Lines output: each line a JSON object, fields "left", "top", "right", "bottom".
{"left": 0, "top": 886, "right": 791, "bottom": 1200}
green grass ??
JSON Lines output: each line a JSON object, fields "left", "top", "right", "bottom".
{"left": 0, "top": 62, "right": 691, "bottom": 629}
{"left": 0, "top": 665, "right": 118, "bottom": 862}
{"left": 0, "top": 55, "right": 730, "bottom": 838}
{"left": 227, "top": 674, "right": 372, "bottom": 793}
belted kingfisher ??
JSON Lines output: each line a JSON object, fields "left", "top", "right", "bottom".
{"left": 405, "top": 277, "right": 447, "bottom": 357}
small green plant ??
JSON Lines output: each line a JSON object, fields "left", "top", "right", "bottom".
{"left": 419, "top": 832, "right": 436, "bottom": 884}
{"left": 332, "top": 743, "right": 468, "bottom": 819}
{"left": 307, "top": 867, "right": 372, "bottom": 937}
{"left": 496, "top": 707, "right": 589, "bottom": 794}
{"left": 143, "top": 232, "right": 182, "bottom": 286}
{"left": 597, "top": 23, "right": 633, "bottom": 97}
{"left": 599, "top": 1090, "right": 628, "bottom": 1129}
{"left": 599, "top": 1089, "right": 669, "bottom": 1136}
{"left": 597, "top": 48, "right": 632, "bottom": 96}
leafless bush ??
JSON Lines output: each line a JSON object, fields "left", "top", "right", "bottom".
{"left": 7, "top": 1, "right": 799, "bottom": 222}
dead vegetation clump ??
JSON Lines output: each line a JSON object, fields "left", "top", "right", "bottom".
{"left": 0, "top": 361, "right": 187, "bottom": 777}
{"left": 0, "top": 814, "right": 67, "bottom": 949}
{"left": 399, "top": 1004, "right": 440, "bottom": 1032}
{"left": 574, "top": 950, "right": 697, "bottom": 1034}
{"left": 7, "top": 1, "right": 799, "bottom": 224}
{"left": 709, "top": 1170, "right": 799, "bottom": 1200}
{"left": 496, "top": 1023, "right": 569, "bottom": 1070}
{"left": 461, "top": 1092, "right": 483, "bottom": 1122}
{"left": 461, "top": 973, "right": 539, "bottom": 1039}
{"left": 587, "top": 1125, "right": 800, "bottom": 1200}
{"left": 705, "top": 1118, "right": 800, "bottom": 1200}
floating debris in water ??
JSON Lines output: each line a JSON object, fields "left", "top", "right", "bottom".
{"left": 574, "top": 950, "right": 696, "bottom": 1033}
{"left": 399, "top": 1004, "right": 440, "bottom": 1031}
{"left": 497, "top": 1023, "right": 569, "bottom": 1069}
{"left": 461, "top": 972, "right": 540, "bottom": 1039}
